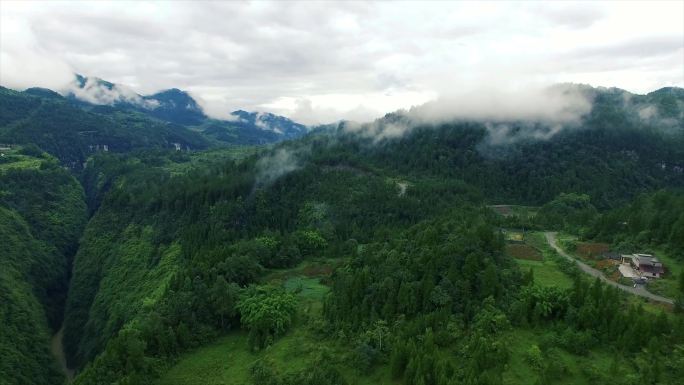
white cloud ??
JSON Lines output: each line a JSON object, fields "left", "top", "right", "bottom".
{"left": 64, "top": 76, "right": 158, "bottom": 108}
{"left": 255, "top": 147, "right": 305, "bottom": 186}
{"left": 1, "top": 1, "right": 682, "bottom": 125}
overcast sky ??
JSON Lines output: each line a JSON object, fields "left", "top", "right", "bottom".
{"left": 1, "top": 1, "right": 683, "bottom": 125}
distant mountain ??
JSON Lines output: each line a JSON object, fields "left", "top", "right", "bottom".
{"left": 63, "top": 74, "right": 309, "bottom": 143}
{"left": 231, "top": 110, "right": 307, "bottom": 138}
{"left": 0, "top": 75, "right": 312, "bottom": 167}
{"left": 64, "top": 75, "right": 206, "bottom": 125}
{"left": 24, "top": 87, "right": 63, "bottom": 99}
{"left": 0, "top": 86, "right": 208, "bottom": 168}
{"left": 198, "top": 110, "right": 308, "bottom": 145}
{"left": 142, "top": 88, "right": 206, "bottom": 125}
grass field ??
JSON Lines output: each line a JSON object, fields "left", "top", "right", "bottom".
{"left": 644, "top": 250, "right": 682, "bottom": 299}
{"left": 508, "top": 232, "right": 573, "bottom": 289}
{"left": 515, "top": 258, "right": 574, "bottom": 289}
{"left": 156, "top": 329, "right": 315, "bottom": 385}
{"left": 502, "top": 329, "right": 633, "bottom": 385}
{"left": 283, "top": 276, "right": 329, "bottom": 301}
{"left": 165, "top": 146, "right": 261, "bottom": 175}
{"left": 156, "top": 269, "right": 330, "bottom": 385}
{"left": 156, "top": 243, "right": 653, "bottom": 385}
{"left": 0, "top": 148, "right": 43, "bottom": 172}
{"left": 155, "top": 261, "right": 403, "bottom": 385}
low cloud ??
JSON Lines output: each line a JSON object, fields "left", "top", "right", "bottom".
{"left": 407, "top": 84, "right": 592, "bottom": 125}
{"left": 254, "top": 147, "right": 306, "bottom": 187}
{"left": 634, "top": 100, "right": 683, "bottom": 130}
{"left": 342, "top": 84, "right": 594, "bottom": 143}
{"left": 254, "top": 112, "right": 283, "bottom": 134}
{"left": 1, "top": 2, "right": 681, "bottom": 126}
{"left": 63, "top": 76, "right": 159, "bottom": 109}
{"left": 2, "top": 2, "right": 680, "bottom": 126}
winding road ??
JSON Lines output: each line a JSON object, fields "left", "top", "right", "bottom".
{"left": 543, "top": 232, "right": 674, "bottom": 305}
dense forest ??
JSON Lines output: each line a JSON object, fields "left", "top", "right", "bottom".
{"left": 1, "top": 84, "right": 683, "bottom": 385}
{"left": 0, "top": 77, "right": 311, "bottom": 170}
{"left": 0, "top": 150, "right": 87, "bottom": 384}
{"left": 587, "top": 190, "right": 684, "bottom": 258}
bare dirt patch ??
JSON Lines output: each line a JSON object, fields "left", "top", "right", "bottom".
{"left": 302, "top": 264, "right": 333, "bottom": 277}
{"left": 595, "top": 259, "right": 615, "bottom": 270}
{"left": 576, "top": 242, "right": 609, "bottom": 259}
{"left": 490, "top": 205, "right": 512, "bottom": 216}
{"left": 506, "top": 244, "right": 543, "bottom": 261}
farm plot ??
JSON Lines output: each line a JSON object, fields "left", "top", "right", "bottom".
{"left": 576, "top": 242, "right": 609, "bottom": 259}
{"left": 506, "top": 244, "right": 543, "bottom": 261}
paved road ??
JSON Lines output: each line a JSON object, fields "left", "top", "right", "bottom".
{"left": 544, "top": 232, "right": 674, "bottom": 305}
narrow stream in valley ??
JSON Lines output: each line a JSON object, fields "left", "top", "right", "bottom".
{"left": 51, "top": 326, "right": 74, "bottom": 383}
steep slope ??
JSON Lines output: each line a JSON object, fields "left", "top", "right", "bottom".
{"left": 0, "top": 87, "right": 208, "bottom": 168}
{"left": 0, "top": 148, "right": 87, "bottom": 385}
{"left": 50, "top": 85, "right": 684, "bottom": 384}
{"left": 63, "top": 75, "right": 310, "bottom": 145}
{"left": 201, "top": 110, "right": 308, "bottom": 144}
{"left": 318, "top": 86, "right": 684, "bottom": 208}
{"left": 142, "top": 88, "right": 206, "bottom": 125}
{"left": 0, "top": 207, "right": 64, "bottom": 385}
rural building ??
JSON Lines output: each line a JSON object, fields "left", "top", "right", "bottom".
{"left": 622, "top": 253, "right": 664, "bottom": 278}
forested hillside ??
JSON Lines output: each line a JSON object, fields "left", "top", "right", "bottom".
{"left": 326, "top": 85, "right": 684, "bottom": 208}
{"left": 66, "top": 75, "right": 310, "bottom": 146}
{"left": 587, "top": 190, "right": 684, "bottom": 259}
{"left": 0, "top": 87, "right": 208, "bottom": 168}
{"left": 0, "top": 148, "right": 87, "bottom": 384}
{"left": 0, "top": 80, "right": 312, "bottom": 170}
{"left": 1, "top": 85, "right": 683, "bottom": 385}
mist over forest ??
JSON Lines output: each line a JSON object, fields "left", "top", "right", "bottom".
{"left": 1, "top": 2, "right": 683, "bottom": 385}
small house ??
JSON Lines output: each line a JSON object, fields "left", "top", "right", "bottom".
{"left": 629, "top": 253, "right": 664, "bottom": 278}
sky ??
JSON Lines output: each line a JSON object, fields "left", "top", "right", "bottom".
{"left": 1, "top": 1, "right": 683, "bottom": 125}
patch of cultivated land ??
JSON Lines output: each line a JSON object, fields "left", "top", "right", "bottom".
{"left": 507, "top": 233, "right": 572, "bottom": 288}
{"left": 0, "top": 150, "right": 43, "bottom": 172}
{"left": 515, "top": 258, "right": 574, "bottom": 289}
{"left": 505, "top": 244, "right": 542, "bottom": 261}
{"left": 489, "top": 205, "right": 539, "bottom": 218}
{"left": 551, "top": 234, "right": 680, "bottom": 301}
{"left": 576, "top": 242, "right": 609, "bottom": 259}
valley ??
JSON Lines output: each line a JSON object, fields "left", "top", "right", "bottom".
{"left": 2, "top": 80, "right": 684, "bottom": 385}
{"left": 2, "top": 2, "right": 684, "bottom": 384}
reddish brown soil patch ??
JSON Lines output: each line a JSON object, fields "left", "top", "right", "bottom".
{"left": 577, "top": 242, "right": 609, "bottom": 259}
{"left": 506, "top": 244, "right": 543, "bottom": 261}
{"left": 595, "top": 259, "right": 616, "bottom": 270}
{"left": 303, "top": 264, "right": 334, "bottom": 277}
{"left": 491, "top": 206, "right": 512, "bottom": 216}
{"left": 609, "top": 270, "right": 621, "bottom": 281}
